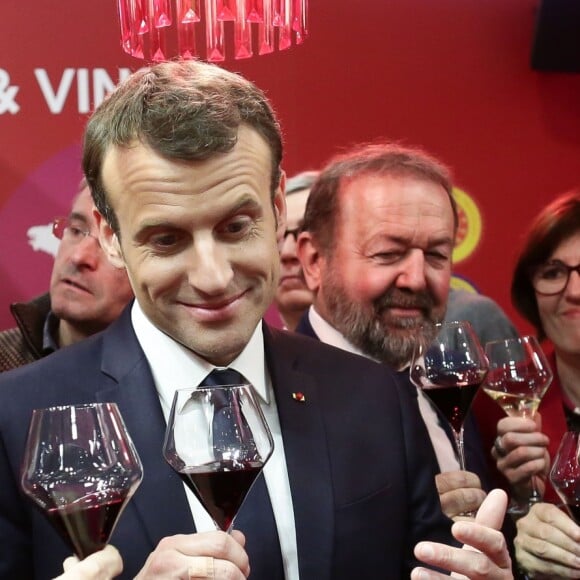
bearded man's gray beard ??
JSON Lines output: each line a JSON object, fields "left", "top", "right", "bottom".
{"left": 323, "top": 269, "right": 444, "bottom": 370}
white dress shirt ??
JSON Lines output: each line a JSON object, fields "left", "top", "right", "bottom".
{"left": 307, "top": 306, "right": 460, "bottom": 472}
{"left": 131, "top": 302, "right": 299, "bottom": 579}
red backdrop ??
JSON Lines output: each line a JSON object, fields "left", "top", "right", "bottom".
{"left": 1, "top": 0, "right": 580, "bottom": 332}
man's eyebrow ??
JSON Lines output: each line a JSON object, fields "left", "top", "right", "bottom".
{"left": 68, "top": 211, "right": 89, "bottom": 223}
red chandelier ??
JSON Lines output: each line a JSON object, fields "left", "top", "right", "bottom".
{"left": 117, "top": 0, "right": 309, "bottom": 62}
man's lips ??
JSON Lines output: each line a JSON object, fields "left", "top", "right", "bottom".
{"left": 180, "top": 291, "right": 247, "bottom": 321}
{"left": 384, "top": 306, "right": 424, "bottom": 318}
{"left": 278, "top": 274, "right": 306, "bottom": 288}
{"left": 60, "top": 277, "right": 92, "bottom": 294}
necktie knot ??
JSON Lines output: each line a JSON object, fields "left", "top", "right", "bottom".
{"left": 200, "top": 368, "right": 247, "bottom": 388}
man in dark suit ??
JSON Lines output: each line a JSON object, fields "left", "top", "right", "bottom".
{"left": 294, "top": 143, "right": 500, "bottom": 515}
{"left": 0, "top": 60, "right": 512, "bottom": 579}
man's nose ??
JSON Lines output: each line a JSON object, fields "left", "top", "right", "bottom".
{"left": 69, "top": 235, "right": 100, "bottom": 269}
{"left": 279, "top": 232, "right": 298, "bottom": 259}
{"left": 394, "top": 250, "right": 427, "bottom": 291}
{"left": 187, "top": 240, "right": 234, "bottom": 294}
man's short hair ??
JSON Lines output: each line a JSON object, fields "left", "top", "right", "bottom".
{"left": 301, "top": 142, "right": 457, "bottom": 254}
{"left": 82, "top": 60, "right": 283, "bottom": 235}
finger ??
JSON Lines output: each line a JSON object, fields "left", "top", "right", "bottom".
{"left": 188, "top": 556, "right": 215, "bottom": 579}
{"left": 414, "top": 541, "right": 508, "bottom": 580}
{"left": 516, "top": 533, "right": 580, "bottom": 571}
{"left": 452, "top": 521, "right": 511, "bottom": 570}
{"left": 62, "top": 556, "right": 80, "bottom": 573}
{"left": 58, "top": 545, "right": 123, "bottom": 579}
{"left": 474, "top": 489, "right": 507, "bottom": 530}
{"left": 411, "top": 565, "right": 452, "bottom": 580}
{"left": 436, "top": 470, "right": 482, "bottom": 494}
{"left": 517, "top": 549, "right": 580, "bottom": 578}
{"left": 439, "top": 489, "right": 486, "bottom": 520}
{"left": 497, "top": 416, "right": 537, "bottom": 434}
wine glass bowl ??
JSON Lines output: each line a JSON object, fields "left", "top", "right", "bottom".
{"left": 21, "top": 403, "right": 143, "bottom": 559}
{"left": 483, "top": 335, "right": 553, "bottom": 510}
{"left": 410, "top": 321, "right": 488, "bottom": 470}
{"left": 483, "top": 336, "right": 553, "bottom": 419}
{"left": 163, "top": 383, "right": 274, "bottom": 532}
{"left": 550, "top": 431, "right": 580, "bottom": 524}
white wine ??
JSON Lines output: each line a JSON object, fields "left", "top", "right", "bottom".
{"left": 482, "top": 389, "right": 540, "bottom": 418}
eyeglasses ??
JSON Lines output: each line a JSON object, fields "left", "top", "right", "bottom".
{"left": 52, "top": 217, "right": 100, "bottom": 245}
{"left": 532, "top": 260, "right": 580, "bottom": 296}
{"left": 283, "top": 227, "right": 301, "bottom": 242}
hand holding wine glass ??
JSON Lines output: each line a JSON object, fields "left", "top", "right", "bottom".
{"left": 163, "top": 382, "right": 274, "bottom": 533}
{"left": 550, "top": 430, "right": 580, "bottom": 524}
{"left": 410, "top": 320, "right": 488, "bottom": 472}
{"left": 21, "top": 403, "right": 143, "bottom": 560}
{"left": 483, "top": 335, "right": 553, "bottom": 510}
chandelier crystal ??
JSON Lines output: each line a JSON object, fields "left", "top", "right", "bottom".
{"left": 117, "top": 0, "right": 309, "bottom": 62}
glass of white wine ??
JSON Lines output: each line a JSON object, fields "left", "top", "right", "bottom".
{"left": 483, "top": 335, "right": 553, "bottom": 512}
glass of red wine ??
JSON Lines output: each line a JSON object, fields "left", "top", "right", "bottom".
{"left": 163, "top": 383, "right": 274, "bottom": 532}
{"left": 21, "top": 402, "right": 143, "bottom": 559}
{"left": 550, "top": 431, "right": 580, "bottom": 524}
{"left": 483, "top": 335, "right": 552, "bottom": 511}
{"left": 410, "top": 320, "right": 488, "bottom": 472}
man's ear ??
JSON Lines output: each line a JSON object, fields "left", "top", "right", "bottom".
{"left": 94, "top": 208, "right": 125, "bottom": 269}
{"left": 273, "top": 171, "right": 287, "bottom": 244}
{"left": 296, "top": 231, "right": 322, "bottom": 293}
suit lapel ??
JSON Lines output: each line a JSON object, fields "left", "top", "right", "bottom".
{"left": 95, "top": 311, "right": 194, "bottom": 548}
{"left": 264, "top": 326, "right": 333, "bottom": 580}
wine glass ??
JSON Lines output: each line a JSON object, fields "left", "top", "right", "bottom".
{"left": 21, "top": 402, "right": 143, "bottom": 559}
{"left": 483, "top": 335, "right": 553, "bottom": 509}
{"left": 550, "top": 431, "right": 580, "bottom": 524}
{"left": 410, "top": 321, "right": 489, "bottom": 471}
{"left": 163, "top": 383, "right": 274, "bottom": 532}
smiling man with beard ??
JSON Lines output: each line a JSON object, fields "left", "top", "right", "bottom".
{"left": 296, "top": 142, "right": 495, "bottom": 521}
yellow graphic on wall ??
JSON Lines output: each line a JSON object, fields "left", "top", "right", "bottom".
{"left": 452, "top": 187, "right": 482, "bottom": 264}
{"left": 450, "top": 275, "right": 479, "bottom": 293}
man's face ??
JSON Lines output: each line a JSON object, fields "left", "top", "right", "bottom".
{"left": 275, "top": 188, "right": 314, "bottom": 321}
{"left": 49, "top": 187, "right": 134, "bottom": 334}
{"left": 308, "top": 173, "right": 455, "bottom": 369}
{"left": 99, "top": 126, "right": 286, "bottom": 366}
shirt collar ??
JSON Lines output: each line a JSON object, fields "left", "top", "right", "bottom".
{"left": 308, "top": 305, "right": 373, "bottom": 360}
{"left": 131, "top": 301, "right": 269, "bottom": 415}
{"left": 42, "top": 311, "right": 60, "bottom": 354}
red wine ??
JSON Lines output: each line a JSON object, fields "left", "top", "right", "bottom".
{"left": 423, "top": 369, "right": 486, "bottom": 432}
{"left": 181, "top": 460, "right": 263, "bottom": 531}
{"left": 44, "top": 490, "right": 128, "bottom": 559}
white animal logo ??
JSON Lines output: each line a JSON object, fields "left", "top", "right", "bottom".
{"left": 27, "top": 223, "right": 59, "bottom": 258}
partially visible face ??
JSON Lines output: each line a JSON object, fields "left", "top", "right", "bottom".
{"left": 275, "top": 188, "right": 314, "bottom": 320}
{"left": 535, "top": 231, "right": 580, "bottom": 357}
{"left": 98, "top": 126, "right": 285, "bottom": 366}
{"left": 49, "top": 187, "right": 134, "bottom": 334}
{"left": 312, "top": 173, "right": 455, "bottom": 369}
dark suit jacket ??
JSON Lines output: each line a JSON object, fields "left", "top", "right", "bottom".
{"left": 295, "top": 312, "right": 493, "bottom": 486}
{"left": 0, "top": 306, "right": 453, "bottom": 579}
{"left": 295, "top": 312, "right": 522, "bottom": 577}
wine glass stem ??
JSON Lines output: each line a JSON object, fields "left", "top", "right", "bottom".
{"left": 454, "top": 426, "right": 467, "bottom": 470}
{"left": 529, "top": 477, "right": 542, "bottom": 503}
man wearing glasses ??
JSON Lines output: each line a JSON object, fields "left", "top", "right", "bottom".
{"left": 0, "top": 178, "right": 133, "bottom": 371}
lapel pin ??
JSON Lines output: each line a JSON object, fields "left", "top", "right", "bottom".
{"left": 292, "top": 392, "right": 306, "bottom": 402}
